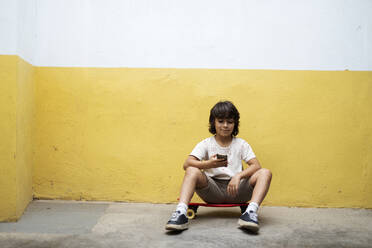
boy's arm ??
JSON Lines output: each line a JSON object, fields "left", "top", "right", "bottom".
{"left": 183, "top": 155, "right": 227, "bottom": 170}
{"left": 227, "top": 158, "right": 261, "bottom": 196}
{"left": 236, "top": 158, "right": 261, "bottom": 179}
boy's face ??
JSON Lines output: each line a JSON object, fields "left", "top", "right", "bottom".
{"left": 215, "top": 118, "right": 235, "bottom": 137}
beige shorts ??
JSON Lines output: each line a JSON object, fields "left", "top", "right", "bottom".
{"left": 195, "top": 173, "right": 253, "bottom": 204}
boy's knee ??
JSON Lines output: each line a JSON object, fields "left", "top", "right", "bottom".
{"left": 185, "top": 166, "right": 202, "bottom": 177}
{"left": 260, "top": 168, "right": 272, "bottom": 180}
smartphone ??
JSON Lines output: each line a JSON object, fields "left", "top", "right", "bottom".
{"left": 216, "top": 154, "right": 228, "bottom": 161}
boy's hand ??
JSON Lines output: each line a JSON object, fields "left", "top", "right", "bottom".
{"left": 208, "top": 154, "right": 228, "bottom": 168}
{"left": 227, "top": 175, "right": 241, "bottom": 197}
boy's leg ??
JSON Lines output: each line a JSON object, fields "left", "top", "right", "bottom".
{"left": 232, "top": 168, "right": 272, "bottom": 205}
{"left": 248, "top": 168, "right": 272, "bottom": 205}
{"left": 238, "top": 168, "right": 272, "bottom": 232}
{"left": 179, "top": 167, "right": 209, "bottom": 205}
{"left": 165, "top": 167, "right": 208, "bottom": 231}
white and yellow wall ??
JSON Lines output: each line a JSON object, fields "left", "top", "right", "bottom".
{"left": 1, "top": 0, "right": 372, "bottom": 221}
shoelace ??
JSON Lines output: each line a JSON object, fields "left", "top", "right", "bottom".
{"left": 170, "top": 211, "right": 182, "bottom": 221}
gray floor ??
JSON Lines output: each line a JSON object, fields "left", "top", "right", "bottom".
{"left": 0, "top": 200, "right": 371, "bottom": 248}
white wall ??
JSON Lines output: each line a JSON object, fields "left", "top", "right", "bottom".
{"left": 17, "top": 0, "right": 37, "bottom": 65}
{"left": 0, "top": 0, "right": 18, "bottom": 54}
{"left": 0, "top": 0, "right": 36, "bottom": 61}
{"left": 3, "top": 0, "right": 372, "bottom": 70}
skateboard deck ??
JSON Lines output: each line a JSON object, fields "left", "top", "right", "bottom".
{"left": 187, "top": 202, "right": 248, "bottom": 219}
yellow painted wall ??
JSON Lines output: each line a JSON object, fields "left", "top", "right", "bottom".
{"left": 0, "top": 55, "right": 33, "bottom": 221}
{"left": 15, "top": 58, "right": 34, "bottom": 217}
{"left": 32, "top": 67, "right": 372, "bottom": 208}
{"left": 0, "top": 55, "right": 18, "bottom": 221}
{"left": 1, "top": 57, "right": 371, "bottom": 223}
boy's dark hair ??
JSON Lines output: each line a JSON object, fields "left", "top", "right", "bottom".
{"left": 209, "top": 101, "right": 240, "bottom": 137}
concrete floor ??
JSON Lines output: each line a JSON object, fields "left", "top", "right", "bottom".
{"left": 0, "top": 200, "right": 371, "bottom": 248}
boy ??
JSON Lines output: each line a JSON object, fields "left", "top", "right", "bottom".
{"left": 165, "top": 101, "right": 272, "bottom": 232}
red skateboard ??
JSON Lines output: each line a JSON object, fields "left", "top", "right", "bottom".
{"left": 187, "top": 202, "right": 248, "bottom": 219}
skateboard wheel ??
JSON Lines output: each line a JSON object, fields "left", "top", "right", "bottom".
{"left": 186, "top": 208, "right": 196, "bottom": 219}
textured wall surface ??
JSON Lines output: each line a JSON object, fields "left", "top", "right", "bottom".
{"left": 15, "top": 58, "right": 34, "bottom": 218}
{"left": 0, "top": 56, "right": 33, "bottom": 221}
{"left": 32, "top": 67, "right": 372, "bottom": 208}
{"left": 0, "top": 56, "right": 18, "bottom": 221}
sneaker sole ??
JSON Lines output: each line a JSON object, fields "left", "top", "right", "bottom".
{"left": 238, "top": 219, "right": 259, "bottom": 232}
{"left": 165, "top": 223, "right": 189, "bottom": 231}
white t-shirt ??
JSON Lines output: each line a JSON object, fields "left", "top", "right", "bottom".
{"left": 190, "top": 136, "right": 256, "bottom": 180}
